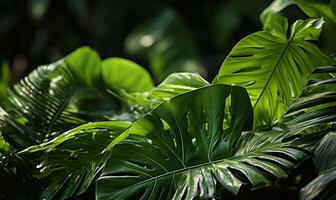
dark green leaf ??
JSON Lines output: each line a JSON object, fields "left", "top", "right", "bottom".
{"left": 261, "top": 0, "right": 336, "bottom": 26}
{"left": 300, "top": 132, "right": 336, "bottom": 200}
{"left": 96, "top": 85, "right": 308, "bottom": 199}
{"left": 281, "top": 65, "right": 336, "bottom": 144}
{"left": 0, "top": 132, "right": 41, "bottom": 199}
{"left": 22, "top": 121, "right": 131, "bottom": 200}
{"left": 331, "top": 0, "right": 336, "bottom": 16}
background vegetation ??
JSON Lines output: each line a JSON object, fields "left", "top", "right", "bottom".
{"left": 1, "top": 0, "right": 334, "bottom": 82}
{"left": 0, "top": 0, "right": 335, "bottom": 200}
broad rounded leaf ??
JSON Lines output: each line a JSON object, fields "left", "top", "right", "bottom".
{"left": 65, "top": 46, "right": 102, "bottom": 87}
{"left": 102, "top": 57, "right": 154, "bottom": 93}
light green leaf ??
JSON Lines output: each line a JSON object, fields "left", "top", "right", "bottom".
{"left": 102, "top": 57, "right": 154, "bottom": 93}
{"left": 121, "top": 72, "right": 209, "bottom": 111}
{"left": 65, "top": 46, "right": 102, "bottom": 87}
{"left": 0, "top": 61, "right": 10, "bottom": 105}
{"left": 151, "top": 72, "right": 209, "bottom": 101}
{"left": 214, "top": 16, "right": 330, "bottom": 128}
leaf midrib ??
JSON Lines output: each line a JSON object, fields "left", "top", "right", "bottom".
{"left": 253, "top": 38, "right": 291, "bottom": 109}
{"left": 100, "top": 143, "right": 290, "bottom": 192}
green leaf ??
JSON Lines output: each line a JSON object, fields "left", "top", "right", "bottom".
{"left": 261, "top": 0, "right": 336, "bottom": 26}
{"left": 150, "top": 72, "right": 209, "bottom": 101}
{"left": 96, "top": 85, "right": 308, "bottom": 199}
{"left": 22, "top": 121, "right": 131, "bottom": 200}
{"left": 6, "top": 59, "right": 111, "bottom": 145}
{"left": 331, "top": 0, "right": 336, "bottom": 16}
{"left": 280, "top": 65, "right": 336, "bottom": 144}
{"left": 102, "top": 57, "right": 154, "bottom": 93}
{"left": 0, "top": 61, "right": 10, "bottom": 105}
{"left": 279, "top": 65, "right": 336, "bottom": 200}
{"left": 0, "top": 131, "right": 10, "bottom": 152}
{"left": 0, "top": 132, "right": 41, "bottom": 199}
{"left": 121, "top": 72, "right": 209, "bottom": 111}
{"left": 2, "top": 47, "right": 151, "bottom": 147}
{"left": 314, "top": 134, "right": 336, "bottom": 173}
{"left": 0, "top": 107, "right": 37, "bottom": 149}
{"left": 260, "top": 0, "right": 295, "bottom": 25}
{"left": 65, "top": 46, "right": 102, "bottom": 87}
{"left": 214, "top": 16, "right": 330, "bottom": 128}
{"left": 300, "top": 132, "right": 336, "bottom": 200}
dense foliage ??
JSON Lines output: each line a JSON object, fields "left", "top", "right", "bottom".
{"left": 1, "top": 0, "right": 336, "bottom": 200}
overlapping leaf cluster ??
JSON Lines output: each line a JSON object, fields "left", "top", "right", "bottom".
{"left": 1, "top": 4, "right": 336, "bottom": 200}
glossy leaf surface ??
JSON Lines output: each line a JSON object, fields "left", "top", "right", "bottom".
{"left": 215, "top": 16, "right": 330, "bottom": 127}
{"left": 96, "top": 85, "right": 308, "bottom": 199}
{"left": 23, "top": 121, "right": 131, "bottom": 200}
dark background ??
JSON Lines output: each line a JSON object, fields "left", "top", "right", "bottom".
{"left": 0, "top": 0, "right": 332, "bottom": 83}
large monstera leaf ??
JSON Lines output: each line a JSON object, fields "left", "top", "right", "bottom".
{"left": 214, "top": 16, "right": 330, "bottom": 128}
{"left": 96, "top": 85, "right": 308, "bottom": 199}
{"left": 22, "top": 121, "right": 132, "bottom": 200}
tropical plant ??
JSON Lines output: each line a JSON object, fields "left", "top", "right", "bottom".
{"left": 96, "top": 85, "right": 307, "bottom": 199}
{"left": 1, "top": 3, "right": 336, "bottom": 200}
{"left": 214, "top": 16, "right": 330, "bottom": 128}
{"left": 0, "top": 61, "right": 10, "bottom": 105}
{"left": 300, "top": 132, "right": 336, "bottom": 200}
